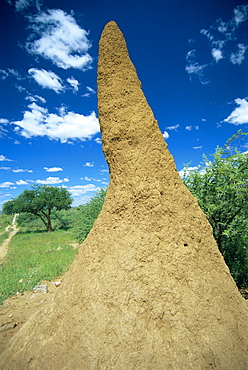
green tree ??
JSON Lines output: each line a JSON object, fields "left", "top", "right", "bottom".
{"left": 182, "top": 130, "right": 248, "bottom": 287}
{"left": 74, "top": 188, "right": 106, "bottom": 243}
{"left": 2, "top": 185, "right": 73, "bottom": 232}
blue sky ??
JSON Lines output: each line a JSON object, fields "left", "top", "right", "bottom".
{"left": 0, "top": 0, "right": 248, "bottom": 208}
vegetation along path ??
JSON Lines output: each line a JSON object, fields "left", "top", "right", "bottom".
{"left": 0, "top": 214, "right": 19, "bottom": 259}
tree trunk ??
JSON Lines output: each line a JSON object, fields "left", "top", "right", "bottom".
{"left": 35, "top": 210, "right": 53, "bottom": 232}
{"left": 46, "top": 217, "right": 53, "bottom": 232}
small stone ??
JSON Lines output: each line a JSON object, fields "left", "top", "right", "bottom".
{"left": 8, "top": 314, "right": 13, "bottom": 318}
{"left": 33, "top": 285, "right": 47, "bottom": 293}
{"left": 55, "top": 281, "right": 61, "bottom": 287}
{"left": 18, "top": 279, "right": 24, "bottom": 283}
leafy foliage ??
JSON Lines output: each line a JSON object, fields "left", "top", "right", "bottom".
{"left": 183, "top": 130, "right": 248, "bottom": 287}
{"left": 2, "top": 185, "right": 73, "bottom": 232}
{"left": 73, "top": 188, "right": 106, "bottom": 243}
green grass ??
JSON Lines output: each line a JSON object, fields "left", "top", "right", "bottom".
{"left": 0, "top": 229, "right": 78, "bottom": 305}
{"left": 0, "top": 232, "right": 9, "bottom": 245}
{"left": 0, "top": 214, "right": 13, "bottom": 234}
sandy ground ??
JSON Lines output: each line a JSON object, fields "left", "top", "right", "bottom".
{"left": 0, "top": 276, "right": 64, "bottom": 355}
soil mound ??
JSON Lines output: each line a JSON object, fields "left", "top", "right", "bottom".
{"left": 1, "top": 21, "right": 248, "bottom": 369}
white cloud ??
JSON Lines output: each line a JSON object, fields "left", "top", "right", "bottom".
{"left": 0, "top": 155, "right": 13, "bottom": 161}
{"left": 25, "top": 94, "right": 46, "bottom": 104}
{"left": 185, "top": 50, "right": 209, "bottom": 84}
{"left": 44, "top": 167, "right": 63, "bottom": 172}
{"left": 0, "top": 68, "right": 22, "bottom": 81}
{"left": 67, "top": 77, "right": 79, "bottom": 92}
{"left": 68, "top": 184, "right": 99, "bottom": 197}
{"left": 82, "top": 86, "right": 96, "bottom": 98}
{"left": 193, "top": 145, "right": 203, "bottom": 150}
{"left": 13, "top": 103, "right": 100, "bottom": 143}
{"left": 165, "top": 124, "right": 179, "bottom": 131}
{"left": 162, "top": 131, "right": 169, "bottom": 140}
{"left": 211, "top": 48, "right": 223, "bottom": 62}
{"left": 82, "top": 176, "right": 102, "bottom": 182}
{"left": 95, "top": 137, "right": 102, "bottom": 144}
{"left": 185, "top": 125, "right": 199, "bottom": 131}
{"left": 26, "top": 9, "right": 93, "bottom": 70}
{"left": 0, "top": 119, "right": 9, "bottom": 124}
{"left": 12, "top": 168, "right": 33, "bottom": 173}
{"left": 86, "top": 86, "right": 96, "bottom": 94}
{"left": 84, "top": 162, "right": 94, "bottom": 167}
{"left": 0, "top": 166, "right": 11, "bottom": 170}
{"left": 35, "top": 177, "right": 69, "bottom": 185}
{"left": 15, "top": 0, "right": 41, "bottom": 12}
{"left": 16, "top": 179, "right": 29, "bottom": 185}
{"left": 223, "top": 98, "right": 248, "bottom": 125}
{"left": 230, "top": 44, "right": 247, "bottom": 65}
{"left": 178, "top": 166, "right": 198, "bottom": 178}
{"left": 0, "top": 181, "right": 15, "bottom": 188}
{"left": 28, "top": 68, "right": 64, "bottom": 93}
{"left": 186, "top": 5, "right": 248, "bottom": 81}
{"left": 15, "top": 0, "right": 31, "bottom": 11}
{"left": 234, "top": 5, "right": 248, "bottom": 25}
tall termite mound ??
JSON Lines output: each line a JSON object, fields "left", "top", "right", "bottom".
{"left": 1, "top": 21, "right": 248, "bottom": 370}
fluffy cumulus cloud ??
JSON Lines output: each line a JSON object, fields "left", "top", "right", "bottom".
{"left": 35, "top": 177, "right": 69, "bottom": 185}
{"left": 186, "top": 5, "right": 248, "bottom": 82}
{"left": 83, "top": 162, "right": 94, "bottom": 167}
{"left": 12, "top": 103, "right": 100, "bottom": 142}
{"left": 12, "top": 168, "right": 33, "bottom": 173}
{"left": 162, "top": 131, "right": 169, "bottom": 140}
{"left": 68, "top": 184, "right": 99, "bottom": 197}
{"left": 0, "top": 181, "right": 15, "bottom": 188}
{"left": 44, "top": 167, "right": 63, "bottom": 172}
{"left": 211, "top": 48, "right": 223, "bottom": 62}
{"left": 16, "top": 179, "right": 29, "bottom": 185}
{"left": 28, "top": 68, "right": 64, "bottom": 93}
{"left": 178, "top": 166, "right": 198, "bottom": 178}
{"left": 26, "top": 9, "right": 93, "bottom": 70}
{"left": 224, "top": 98, "right": 248, "bottom": 125}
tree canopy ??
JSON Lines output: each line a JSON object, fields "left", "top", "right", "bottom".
{"left": 182, "top": 130, "right": 248, "bottom": 287}
{"left": 3, "top": 185, "right": 73, "bottom": 232}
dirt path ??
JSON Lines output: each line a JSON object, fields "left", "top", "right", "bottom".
{"left": 0, "top": 214, "right": 19, "bottom": 259}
